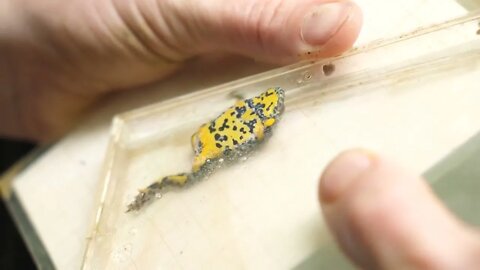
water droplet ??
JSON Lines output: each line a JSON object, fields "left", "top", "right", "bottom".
{"left": 155, "top": 193, "right": 162, "bottom": 199}
{"left": 303, "top": 71, "right": 312, "bottom": 80}
{"left": 240, "top": 156, "right": 248, "bottom": 161}
{"left": 128, "top": 227, "right": 138, "bottom": 236}
{"left": 297, "top": 71, "right": 313, "bottom": 84}
{"left": 218, "top": 158, "right": 224, "bottom": 163}
{"left": 111, "top": 243, "right": 133, "bottom": 263}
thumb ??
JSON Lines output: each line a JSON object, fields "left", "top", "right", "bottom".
{"left": 113, "top": 0, "right": 362, "bottom": 64}
{"left": 5, "top": 0, "right": 361, "bottom": 141}
{"left": 319, "top": 150, "right": 480, "bottom": 269}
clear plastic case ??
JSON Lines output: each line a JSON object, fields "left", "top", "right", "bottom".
{"left": 82, "top": 11, "right": 480, "bottom": 269}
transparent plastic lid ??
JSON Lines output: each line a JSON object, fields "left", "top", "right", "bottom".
{"left": 82, "top": 11, "right": 480, "bottom": 269}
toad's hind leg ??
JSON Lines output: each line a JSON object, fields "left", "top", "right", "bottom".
{"left": 126, "top": 173, "right": 191, "bottom": 212}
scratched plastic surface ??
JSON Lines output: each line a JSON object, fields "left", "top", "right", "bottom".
{"left": 82, "top": 12, "right": 480, "bottom": 269}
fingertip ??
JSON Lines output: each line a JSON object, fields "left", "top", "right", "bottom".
{"left": 204, "top": 0, "right": 363, "bottom": 64}
{"left": 319, "top": 150, "right": 480, "bottom": 269}
{"left": 319, "top": 149, "right": 374, "bottom": 204}
{"left": 310, "top": 1, "right": 363, "bottom": 57}
{"left": 281, "top": 0, "right": 364, "bottom": 62}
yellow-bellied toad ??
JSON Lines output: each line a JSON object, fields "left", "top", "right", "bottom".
{"left": 127, "top": 87, "right": 285, "bottom": 212}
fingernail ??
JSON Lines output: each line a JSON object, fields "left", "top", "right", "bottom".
{"left": 301, "top": 2, "right": 351, "bottom": 46}
{"left": 320, "top": 150, "right": 373, "bottom": 203}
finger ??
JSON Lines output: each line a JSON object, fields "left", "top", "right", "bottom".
{"left": 319, "top": 149, "right": 480, "bottom": 269}
{"left": 108, "top": 0, "right": 362, "bottom": 65}
{"left": 6, "top": 0, "right": 362, "bottom": 141}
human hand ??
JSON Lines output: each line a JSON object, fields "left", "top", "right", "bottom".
{"left": 319, "top": 150, "right": 480, "bottom": 269}
{"left": 1, "top": 0, "right": 362, "bottom": 141}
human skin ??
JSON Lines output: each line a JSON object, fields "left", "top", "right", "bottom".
{"left": 320, "top": 150, "right": 480, "bottom": 269}
{"left": 0, "top": 0, "right": 361, "bottom": 141}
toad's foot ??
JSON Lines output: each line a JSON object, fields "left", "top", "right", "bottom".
{"left": 126, "top": 188, "right": 160, "bottom": 212}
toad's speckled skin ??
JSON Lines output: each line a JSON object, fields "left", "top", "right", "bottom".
{"left": 127, "top": 87, "right": 285, "bottom": 212}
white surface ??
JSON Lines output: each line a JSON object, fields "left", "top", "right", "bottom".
{"left": 83, "top": 15, "right": 480, "bottom": 267}
{"left": 85, "top": 46, "right": 480, "bottom": 269}
{"left": 12, "top": 1, "right": 471, "bottom": 269}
